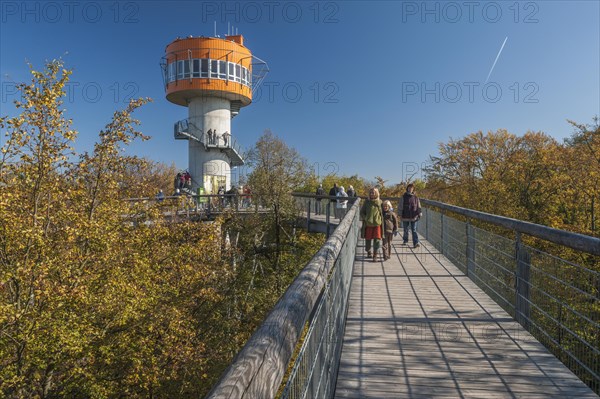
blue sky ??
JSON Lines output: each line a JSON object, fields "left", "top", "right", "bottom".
{"left": 1, "top": 0, "right": 599, "bottom": 184}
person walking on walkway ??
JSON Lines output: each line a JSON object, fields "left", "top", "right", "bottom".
{"left": 346, "top": 185, "right": 356, "bottom": 198}
{"left": 336, "top": 186, "right": 349, "bottom": 220}
{"left": 315, "top": 184, "right": 325, "bottom": 215}
{"left": 346, "top": 185, "right": 357, "bottom": 205}
{"left": 382, "top": 200, "right": 398, "bottom": 260}
{"left": 360, "top": 188, "right": 384, "bottom": 262}
{"left": 399, "top": 183, "right": 422, "bottom": 248}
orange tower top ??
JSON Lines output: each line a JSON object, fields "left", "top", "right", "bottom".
{"left": 163, "top": 35, "right": 255, "bottom": 107}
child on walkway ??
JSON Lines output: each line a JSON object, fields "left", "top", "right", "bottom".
{"left": 382, "top": 200, "right": 398, "bottom": 260}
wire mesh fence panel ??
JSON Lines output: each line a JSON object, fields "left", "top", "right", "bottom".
{"left": 443, "top": 216, "right": 468, "bottom": 274}
{"left": 280, "top": 206, "right": 359, "bottom": 399}
{"left": 470, "top": 226, "right": 517, "bottom": 317}
{"left": 420, "top": 205, "right": 599, "bottom": 394}
{"left": 524, "top": 245, "right": 600, "bottom": 393}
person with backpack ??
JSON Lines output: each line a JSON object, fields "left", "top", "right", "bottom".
{"left": 360, "top": 188, "right": 384, "bottom": 262}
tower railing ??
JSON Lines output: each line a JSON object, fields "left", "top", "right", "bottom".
{"left": 173, "top": 118, "right": 244, "bottom": 166}
{"left": 418, "top": 199, "right": 600, "bottom": 394}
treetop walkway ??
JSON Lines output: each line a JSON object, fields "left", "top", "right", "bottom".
{"left": 143, "top": 192, "right": 598, "bottom": 398}
{"left": 206, "top": 194, "right": 599, "bottom": 398}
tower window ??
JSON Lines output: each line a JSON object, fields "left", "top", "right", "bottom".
{"left": 219, "top": 61, "right": 227, "bottom": 79}
{"left": 201, "top": 59, "right": 208, "bottom": 77}
{"left": 228, "top": 63, "right": 235, "bottom": 81}
{"left": 211, "top": 60, "right": 218, "bottom": 78}
{"left": 168, "top": 62, "right": 176, "bottom": 82}
{"left": 177, "top": 60, "right": 185, "bottom": 80}
{"left": 193, "top": 59, "right": 200, "bottom": 78}
{"left": 183, "top": 61, "right": 191, "bottom": 78}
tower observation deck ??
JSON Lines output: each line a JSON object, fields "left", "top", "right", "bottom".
{"left": 161, "top": 34, "right": 268, "bottom": 194}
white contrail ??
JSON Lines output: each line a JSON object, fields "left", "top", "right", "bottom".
{"left": 485, "top": 36, "right": 508, "bottom": 83}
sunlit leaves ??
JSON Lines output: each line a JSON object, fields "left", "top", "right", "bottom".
{"left": 0, "top": 60, "right": 231, "bottom": 397}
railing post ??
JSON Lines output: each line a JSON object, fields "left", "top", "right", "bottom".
{"left": 326, "top": 202, "right": 331, "bottom": 238}
{"left": 440, "top": 210, "right": 445, "bottom": 256}
{"left": 306, "top": 199, "right": 311, "bottom": 232}
{"left": 515, "top": 232, "right": 531, "bottom": 330}
{"left": 424, "top": 208, "right": 429, "bottom": 240}
{"left": 466, "top": 219, "right": 475, "bottom": 277}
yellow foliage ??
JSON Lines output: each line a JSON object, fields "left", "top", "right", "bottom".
{"left": 0, "top": 60, "right": 233, "bottom": 397}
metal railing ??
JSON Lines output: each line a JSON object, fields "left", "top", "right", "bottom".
{"left": 123, "top": 193, "right": 264, "bottom": 220}
{"left": 292, "top": 193, "right": 359, "bottom": 238}
{"left": 173, "top": 118, "right": 245, "bottom": 159}
{"left": 206, "top": 199, "right": 361, "bottom": 398}
{"left": 419, "top": 199, "right": 600, "bottom": 394}
{"left": 280, "top": 199, "right": 360, "bottom": 399}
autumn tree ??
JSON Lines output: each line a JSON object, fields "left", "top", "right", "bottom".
{"left": 0, "top": 60, "right": 233, "bottom": 397}
{"left": 425, "top": 129, "right": 567, "bottom": 225}
{"left": 245, "top": 130, "right": 311, "bottom": 290}
{"left": 564, "top": 118, "right": 600, "bottom": 235}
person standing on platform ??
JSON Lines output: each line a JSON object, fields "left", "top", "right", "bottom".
{"left": 315, "top": 184, "right": 325, "bottom": 215}
{"left": 346, "top": 184, "right": 357, "bottom": 205}
{"left": 328, "top": 183, "right": 338, "bottom": 217}
{"left": 347, "top": 185, "right": 356, "bottom": 197}
{"left": 223, "top": 131, "right": 230, "bottom": 147}
{"left": 360, "top": 188, "right": 384, "bottom": 262}
{"left": 382, "top": 200, "right": 398, "bottom": 260}
{"left": 399, "top": 183, "right": 422, "bottom": 248}
{"left": 336, "top": 186, "right": 349, "bottom": 219}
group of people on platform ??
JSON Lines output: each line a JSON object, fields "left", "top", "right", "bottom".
{"left": 315, "top": 182, "right": 422, "bottom": 262}
{"left": 314, "top": 183, "right": 358, "bottom": 219}
{"left": 175, "top": 171, "right": 192, "bottom": 192}
{"left": 156, "top": 183, "right": 253, "bottom": 211}
{"left": 206, "top": 129, "right": 231, "bottom": 147}
{"left": 216, "top": 185, "right": 252, "bottom": 208}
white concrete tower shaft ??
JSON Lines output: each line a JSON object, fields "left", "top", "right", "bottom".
{"left": 188, "top": 97, "right": 232, "bottom": 193}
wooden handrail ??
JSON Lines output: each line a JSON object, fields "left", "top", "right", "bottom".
{"left": 206, "top": 200, "right": 361, "bottom": 398}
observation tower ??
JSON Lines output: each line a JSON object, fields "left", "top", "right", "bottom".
{"left": 161, "top": 34, "right": 268, "bottom": 194}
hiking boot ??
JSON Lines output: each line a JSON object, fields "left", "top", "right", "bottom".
{"left": 372, "top": 251, "right": 377, "bottom": 262}
{"left": 367, "top": 251, "right": 372, "bottom": 257}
